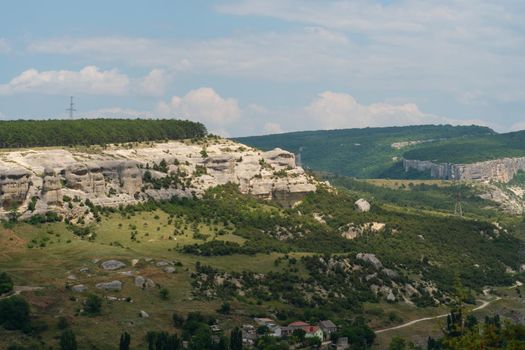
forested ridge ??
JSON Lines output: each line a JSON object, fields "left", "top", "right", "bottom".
{"left": 0, "top": 119, "right": 207, "bottom": 148}
{"left": 236, "top": 125, "right": 493, "bottom": 178}
{"left": 403, "top": 130, "right": 525, "bottom": 163}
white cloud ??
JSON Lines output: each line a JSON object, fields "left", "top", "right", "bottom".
{"left": 0, "top": 66, "right": 168, "bottom": 96}
{"left": 263, "top": 122, "right": 283, "bottom": 134}
{"left": 157, "top": 88, "right": 241, "bottom": 129}
{"left": 305, "top": 91, "right": 485, "bottom": 129}
{"left": 137, "top": 69, "right": 170, "bottom": 96}
{"left": 26, "top": 28, "right": 354, "bottom": 81}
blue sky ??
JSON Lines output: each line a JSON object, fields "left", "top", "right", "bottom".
{"left": 0, "top": 0, "right": 524, "bottom": 136}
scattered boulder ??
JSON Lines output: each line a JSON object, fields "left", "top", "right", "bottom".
{"left": 101, "top": 260, "right": 126, "bottom": 270}
{"left": 386, "top": 291, "right": 396, "bottom": 302}
{"left": 365, "top": 273, "right": 377, "bottom": 282}
{"left": 156, "top": 260, "right": 171, "bottom": 267}
{"left": 382, "top": 268, "right": 399, "bottom": 279}
{"left": 134, "top": 276, "right": 155, "bottom": 288}
{"left": 164, "top": 266, "right": 176, "bottom": 274}
{"left": 118, "top": 271, "right": 135, "bottom": 277}
{"left": 312, "top": 213, "right": 326, "bottom": 224}
{"left": 67, "top": 274, "right": 77, "bottom": 280}
{"left": 79, "top": 267, "right": 90, "bottom": 273}
{"left": 72, "top": 284, "right": 87, "bottom": 293}
{"left": 96, "top": 280, "right": 123, "bottom": 291}
{"left": 140, "top": 310, "right": 150, "bottom": 318}
{"left": 356, "top": 253, "right": 383, "bottom": 270}
{"left": 355, "top": 198, "right": 371, "bottom": 213}
{"left": 131, "top": 259, "right": 140, "bottom": 267}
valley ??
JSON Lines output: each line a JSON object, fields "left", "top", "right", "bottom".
{"left": 1, "top": 121, "right": 525, "bottom": 349}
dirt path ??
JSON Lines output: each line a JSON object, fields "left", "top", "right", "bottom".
{"left": 0, "top": 286, "right": 43, "bottom": 300}
{"left": 375, "top": 297, "right": 502, "bottom": 334}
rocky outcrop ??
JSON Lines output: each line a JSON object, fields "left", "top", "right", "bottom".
{"left": 0, "top": 138, "right": 316, "bottom": 220}
{"left": 0, "top": 167, "right": 31, "bottom": 209}
{"left": 403, "top": 157, "right": 525, "bottom": 183}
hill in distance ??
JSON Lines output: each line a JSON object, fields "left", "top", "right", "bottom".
{"left": 235, "top": 125, "right": 494, "bottom": 178}
{"left": 403, "top": 130, "right": 525, "bottom": 164}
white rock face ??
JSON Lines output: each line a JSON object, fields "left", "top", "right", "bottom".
{"left": 355, "top": 199, "right": 371, "bottom": 212}
{"left": 403, "top": 157, "right": 525, "bottom": 183}
{"left": 0, "top": 138, "right": 316, "bottom": 220}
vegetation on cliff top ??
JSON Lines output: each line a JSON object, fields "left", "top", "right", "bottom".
{"left": 0, "top": 119, "right": 207, "bottom": 148}
{"left": 403, "top": 130, "right": 525, "bottom": 164}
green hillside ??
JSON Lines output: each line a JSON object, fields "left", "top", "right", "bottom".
{"left": 236, "top": 125, "right": 493, "bottom": 178}
{"left": 1, "top": 183, "right": 523, "bottom": 349}
{"left": 403, "top": 130, "right": 525, "bottom": 164}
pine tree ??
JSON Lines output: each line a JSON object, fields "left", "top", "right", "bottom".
{"left": 119, "top": 331, "right": 131, "bottom": 350}
{"left": 60, "top": 329, "right": 77, "bottom": 350}
{"left": 230, "top": 327, "right": 243, "bottom": 350}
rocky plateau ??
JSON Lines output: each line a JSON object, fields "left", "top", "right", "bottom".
{"left": 0, "top": 138, "right": 316, "bottom": 221}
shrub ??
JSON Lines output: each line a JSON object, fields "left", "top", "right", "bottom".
{"left": 0, "top": 272, "right": 14, "bottom": 294}
{"left": 0, "top": 296, "right": 31, "bottom": 332}
{"left": 84, "top": 294, "right": 102, "bottom": 315}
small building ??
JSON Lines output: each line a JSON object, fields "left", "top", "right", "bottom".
{"left": 318, "top": 320, "right": 338, "bottom": 338}
{"left": 334, "top": 337, "right": 349, "bottom": 350}
{"left": 303, "top": 325, "right": 324, "bottom": 341}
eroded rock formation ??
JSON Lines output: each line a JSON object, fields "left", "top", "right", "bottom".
{"left": 0, "top": 139, "right": 316, "bottom": 220}
{"left": 403, "top": 157, "right": 525, "bottom": 183}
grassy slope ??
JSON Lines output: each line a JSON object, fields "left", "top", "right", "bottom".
{"left": 0, "top": 183, "right": 523, "bottom": 349}
{"left": 235, "top": 125, "right": 493, "bottom": 178}
{"left": 403, "top": 130, "right": 525, "bottom": 164}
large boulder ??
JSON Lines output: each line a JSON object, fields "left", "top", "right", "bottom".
{"left": 134, "top": 276, "right": 155, "bottom": 288}
{"left": 72, "top": 284, "right": 88, "bottom": 293}
{"left": 96, "top": 280, "right": 123, "bottom": 291}
{"left": 355, "top": 199, "right": 371, "bottom": 212}
{"left": 101, "top": 260, "right": 126, "bottom": 270}
{"left": 356, "top": 253, "right": 383, "bottom": 270}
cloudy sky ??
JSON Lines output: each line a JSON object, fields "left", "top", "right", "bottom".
{"left": 0, "top": 0, "right": 524, "bottom": 136}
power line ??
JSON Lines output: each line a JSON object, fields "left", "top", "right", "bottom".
{"left": 452, "top": 174, "right": 463, "bottom": 217}
{"left": 66, "top": 96, "right": 76, "bottom": 119}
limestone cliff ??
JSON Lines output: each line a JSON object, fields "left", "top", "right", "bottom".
{"left": 0, "top": 138, "right": 316, "bottom": 221}
{"left": 403, "top": 157, "right": 525, "bottom": 183}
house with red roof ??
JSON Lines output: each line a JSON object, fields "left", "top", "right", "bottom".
{"left": 302, "top": 325, "right": 324, "bottom": 340}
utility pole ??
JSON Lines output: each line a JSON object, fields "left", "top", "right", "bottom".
{"left": 66, "top": 96, "right": 76, "bottom": 119}
{"left": 452, "top": 174, "right": 463, "bottom": 217}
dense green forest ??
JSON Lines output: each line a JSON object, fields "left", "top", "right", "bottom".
{"left": 403, "top": 130, "right": 525, "bottom": 163}
{"left": 155, "top": 184, "right": 520, "bottom": 291}
{"left": 0, "top": 119, "right": 207, "bottom": 148}
{"left": 236, "top": 125, "right": 493, "bottom": 178}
